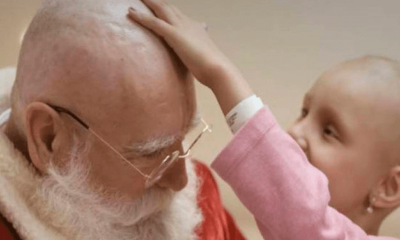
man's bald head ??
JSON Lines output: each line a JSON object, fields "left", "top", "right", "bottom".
{"left": 12, "top": 0, "right": 193, "bottom": 134}
{"left": 15, "top": 0, "right": 161, "bottom": 103}
{"left": 7, "top": 0, "right": 195, "bottom": 197}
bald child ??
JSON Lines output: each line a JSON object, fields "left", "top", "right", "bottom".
{"left": 128, "top": 0, "right": 400, "bottom": 239}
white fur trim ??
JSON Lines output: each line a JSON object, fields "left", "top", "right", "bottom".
{"left": 0, "top": 133, "right": 67, "bottom": 240}
{"left": 0, "top": 132, "right": 203, "bottom": 240}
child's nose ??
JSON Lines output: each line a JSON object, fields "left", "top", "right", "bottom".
{"left": 287, "top": 123, "right": 309, "bottom": 152}
{"left": 295, "top": 138, "right": 308, "bottom": 152}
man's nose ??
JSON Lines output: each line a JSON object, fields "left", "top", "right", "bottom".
{"left": 155, "top": 153, "right": 188, "bottom": 191}
{"left": 287, "top": 122, "right": 309, "bottom": 152}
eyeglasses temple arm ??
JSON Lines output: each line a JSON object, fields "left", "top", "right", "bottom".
{"left": 183, "top": 119, "right": 212, "bottom": 155}
{"left": 89, "top": 129, "right": 150, "bottom": 179}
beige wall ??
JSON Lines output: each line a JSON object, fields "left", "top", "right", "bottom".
{"left": 1, "top": 0, "right": 400, "bottom": 239}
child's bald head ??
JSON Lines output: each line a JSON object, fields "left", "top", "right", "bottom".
{"left": 317, "top": 56, "right": 400, "bottom": 162}
{"left": 321, "top": 56, "right": 400, "bottom": 102}
{"left": 288, "top": 55, "right": 400, "bottom": 234}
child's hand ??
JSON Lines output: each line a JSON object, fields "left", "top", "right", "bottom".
{"left": 128, "top": 0, "right": 232, "bottom": 90}
{"left": 128, "top": 0, "right": 254, "bottom": 115}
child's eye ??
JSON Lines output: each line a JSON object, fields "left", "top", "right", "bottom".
{"left": 323, "top": 128, "right": 333, "bottom": 136}
{"left": 323, "top": 126, "right": 337, "bottom": 138}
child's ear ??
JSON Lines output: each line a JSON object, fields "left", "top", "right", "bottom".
{"left": 372, "top": 166, "right": 400, "bottom": 209}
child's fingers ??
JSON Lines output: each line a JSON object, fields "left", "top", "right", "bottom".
{"left": 140, "top": 0, "right": 178, "bottom": 25}
{"left": 128, "top": 7, "right": 175, "bottom": 38}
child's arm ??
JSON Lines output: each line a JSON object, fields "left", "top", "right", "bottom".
{"left": 213, "top": 108, "right": 397, "bottom": 240}
{"left": 127, "top": 1, "right": 398, "bottom": 239}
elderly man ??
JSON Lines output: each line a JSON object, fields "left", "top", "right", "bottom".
{"left": 0, "top": 0, "right": 245, "bottom": 240}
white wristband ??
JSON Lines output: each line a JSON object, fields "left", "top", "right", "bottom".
{"left": 0, "top": 108, "right": 11, "bottom": 126}
{"left": 225, "top": 95, "right": 264, "bottom": 134}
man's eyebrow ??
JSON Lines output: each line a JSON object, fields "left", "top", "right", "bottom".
{"left": 122, "top": 135, "right": 179, "bottom": 157}
{"left": 123, "top": 110, "right": 203, "bottom": 157}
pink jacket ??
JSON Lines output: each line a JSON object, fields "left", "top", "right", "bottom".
{"left": 212, "top": 107, "right": 398, "bottom": 240}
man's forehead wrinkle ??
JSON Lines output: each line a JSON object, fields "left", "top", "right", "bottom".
{"left": 123, "top": 135, "right": 180, "bottom": 156}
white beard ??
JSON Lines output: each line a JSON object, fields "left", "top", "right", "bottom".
{"left": 29, "top": 140, "right": 203, "bottom": 240}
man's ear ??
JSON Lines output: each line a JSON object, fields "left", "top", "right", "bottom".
{"left": 25, "top": 102, "right": 64, "bottom": 173}
{"left": 372, "top": 166, "right": 400, "bottom": 209}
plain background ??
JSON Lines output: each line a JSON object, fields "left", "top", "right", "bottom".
{"left": 1, "top": 0, "right": 399, "bottom": 239}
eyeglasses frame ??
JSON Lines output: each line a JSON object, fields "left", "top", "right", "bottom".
{"left": 47, "top": 104, "right": 211, "bottom": 188}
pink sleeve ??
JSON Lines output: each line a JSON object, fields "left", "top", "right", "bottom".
{"left": 211, "top": 107, "right": 398, "bottom": 240}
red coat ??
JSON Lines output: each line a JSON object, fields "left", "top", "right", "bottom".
{"left": 195, "top": 161, "right": 246, "bottom": 240}
{"left": 0, "top": 162, "right": 246, "bottom": 240}
{"left": 0, "top": 213, "right": 20, "bottom": 240}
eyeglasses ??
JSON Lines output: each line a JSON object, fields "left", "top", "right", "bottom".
{"left": 47, "top": 104, "right": 212, "bottom": 188}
